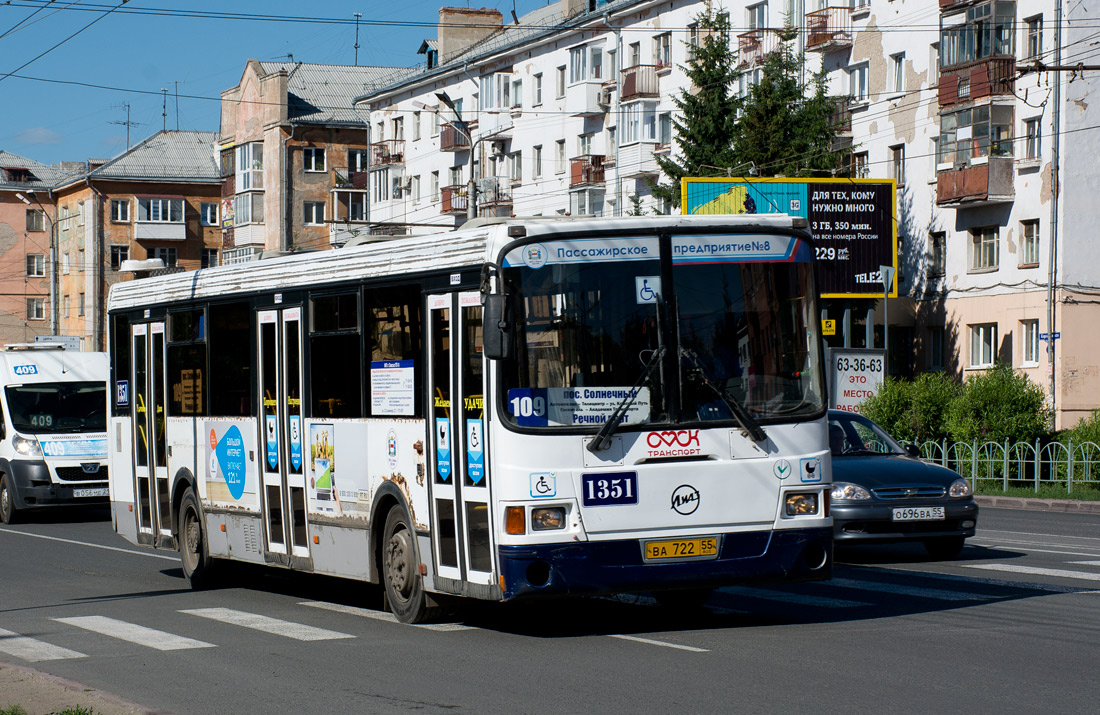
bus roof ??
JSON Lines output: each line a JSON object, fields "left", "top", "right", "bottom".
{"left": 107, "top": 214, "right": 807, "bottom": 311}
{"left": 0, "top": 350, "right": 107, "bottom": 385}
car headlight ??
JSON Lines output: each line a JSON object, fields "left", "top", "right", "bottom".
{"left": 12, "top": 433, "right": 42, "bottom": 457}
{"left": 830, "top": 482, "right": 871, "bottom": 501}
{"left": 949, "top": 478, "right": 972, "bottom": 498}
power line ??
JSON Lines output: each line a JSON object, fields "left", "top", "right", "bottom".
{"left": 0, "top": 0, "right": 129, "bottom": 86}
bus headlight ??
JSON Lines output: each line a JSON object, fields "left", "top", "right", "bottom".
{"left": 531, "top": 506, "right": 566, "bottom": 531}
{"left": 785, "top": 492, "right": 819, "bottom": 516}
{"left": 12, "top": 434, "right": 42, "bottom": 457}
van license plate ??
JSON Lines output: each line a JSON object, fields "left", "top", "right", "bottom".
{"left": 643, "top": 536, "right": 719, "bottom": 562}
{"left": 73, "top": 487, "right": 108, "bottom": 498}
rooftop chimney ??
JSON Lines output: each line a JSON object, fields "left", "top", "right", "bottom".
{"left": 437, "top": 7, "right": 504, "bottom": 63}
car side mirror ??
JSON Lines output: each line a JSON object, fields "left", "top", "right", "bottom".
{"left": 482, "top": 293, "right": 514, "bottom": 360}
{"left": 905, "top": 444, "right": 921, "bottom": 458}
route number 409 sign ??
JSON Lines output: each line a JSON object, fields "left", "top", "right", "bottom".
{"left": 826, "top": 348, "right": 886, "bottom": 414}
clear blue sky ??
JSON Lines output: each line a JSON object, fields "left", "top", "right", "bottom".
{"left": 1, "top": 1, "right": 550, "bottom": 166}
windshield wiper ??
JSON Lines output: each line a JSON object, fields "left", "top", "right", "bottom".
{"left": 680, "top": 349, "right": 767, "bottom": 443}
{"left": 586, "top": 345, "right": 665, "bottom": 454}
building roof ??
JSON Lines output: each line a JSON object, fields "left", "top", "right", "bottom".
{"left": 0, "top": 150, "right": 78, "bottom": 192}
{"left": 256, "top": 62, "right": 416, "bottom": 125}
{"left": 88, "top": 130, "right": 220, "bottom": 183}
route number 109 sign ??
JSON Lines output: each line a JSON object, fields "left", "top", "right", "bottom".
{"left": 827, "top": 348, "right": 886, "bottom": 414}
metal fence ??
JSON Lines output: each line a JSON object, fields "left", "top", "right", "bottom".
{"left": 911, "top": 439, "right": 1100, "bottom": 494}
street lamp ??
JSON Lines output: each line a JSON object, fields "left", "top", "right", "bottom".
{"left": 16, "top": 190, "right": 58, "bottom": 336}
{"left": 879, "top": 264, "right": 895, "bottom": 375}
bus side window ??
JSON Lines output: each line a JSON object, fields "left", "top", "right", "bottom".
{"left": 209, "top": 301, "right": 252, "bottom": 417}
{"left": 366, "top": 284, "right": 422, "bottom": 418}
{"left": 167, "top": 309, "right": 208, "bottom": 417}
{"left": 309, "top": 292, "right": 363, "bottom": 418}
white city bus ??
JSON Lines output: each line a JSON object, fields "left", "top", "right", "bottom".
{"left": 106, "top": 215, "right": 832, "bottom": 622}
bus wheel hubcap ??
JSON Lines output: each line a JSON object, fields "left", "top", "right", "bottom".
{"left": 386, "top": 529, "right": 412, "bottom": 598}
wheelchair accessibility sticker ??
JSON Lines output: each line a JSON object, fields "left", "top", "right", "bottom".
{"left": 530, "top": 472, "right": 557, "bottom": 498}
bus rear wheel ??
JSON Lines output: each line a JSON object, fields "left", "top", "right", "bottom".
{"left": 0, "top": 474, "right": 18, "bottom": 525}
{"left": 382, "top": 506, "right": 438, "bottom": 624}
{"left": 179, "top": 487, "right": 218, "bottom": 589}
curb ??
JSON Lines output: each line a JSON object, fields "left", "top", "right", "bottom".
{"left": 975, "top": 495, "right": 1100, "bottom": 514}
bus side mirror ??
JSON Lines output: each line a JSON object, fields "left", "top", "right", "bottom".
{"left": 483, "top": 294, "right": 514, "bottom": 360}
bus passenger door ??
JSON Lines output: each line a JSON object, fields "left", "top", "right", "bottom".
{"left": 427, "top": 291, "right": 495, "bottom": 593}
{"left": 257, "top": 308, "right": 310, "bottom": 564}
{"left": 130, "top": 322, "right": 171, "bottom": 547}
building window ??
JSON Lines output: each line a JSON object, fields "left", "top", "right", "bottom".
{"left": 969, "top": 226, "right": 999, "bottom": 272}
{"left": 1023, "top": 117, "right": 1041, "bottom": 160}
{"left": 940, "top": 2, "right": 1015, "bottom": 69}
{"left": 410, "top": 175, "right": 421, "bottom": 203}
{"left": 303, "top": 147, "right": 326, "bottom": 172}
{"left": 62, "top": 252, "right": 69, "bottom": 274}
{"left": 848, "top": 63, "right": 868, "bottom": 103}
{"left": 201, "top": 248, "right": 218, "bottom": 269}
{"left": 928, "top": 232, "right": 946, "bottom": 277}
{"left": 431, "top": 171, "right": 440, "bottom": 201}
{"left": 1025, "top": 15, "right": 1043, "bottom": 60}
{"left": 851, "top": 151, "right": 869, "bottom": 178}
{"left": 348, "top": 149, "right": 369, "bottom": 173}
{"left": 412, "top": 112, "right": 421, "bottom": 141}
{"left": 110, "top": 199, "right": 130, "bottom": 222}
{"left": 890, "top": 53, "right": 905, "bottom": 94}
{"left": 78, "top": 292, "right": 86, "bottom": 316}
{"left": 233, "top": 192, "right": 264, "bottom": 225}
{"left": 578, "top": 133, "right": 593, "bottom": 156}
{"left": 137, "top": 197, "right": 184, "bottom": 223}
{"left": 658, "top": 113, "right": 672, "bottom": 146}
{"left": 1021, "top": 319, "right": 1040, "bottom": 365}
{"left": 392, "top": 117, "right": 404, "bottom": 141}
{"left": 110, "top": 245, "right": 129, "bottom": 270}
{"left": 655, "top": 33, "right": 672, "bottom": 67}
{"left": 78, "top": 248, "right": 85, "bottom": 272}
{"left": 151, "top": 247, "right": 177, "bottom": 268}
{"left": 533, "top": 73, "right": 543, "bottom": 105}
{"left": 27, "top": 298, "right": 45, "bottom": 321}
{"left": 62, "top": 295, "right": 70, "bottom": 318}
{"left": 431, "top": 110, "right": 440, "bottom": 136}
{"left": 939, "top": 104, "right": 1014, "bottom": 170}
{"left": 78, "top": 201, "right": 85, "bottom": 226}
{"left": 890, "top": 145, "right": 905, "bottom": 186}
{"left": 26, "top": 254, "right": 45, "bottom": 277}
{"left": 373, "top": 169, "right": 390, "bottom": 203}
{"left": 200, "top": 202, "right": 218, "bottom": 226}
{"left": 970, "top": 323, "right": 997, "bottom": 368}
{"left": 556, "top": 140, "right": 566, "bottom": 174}
{"left": 747, "top": 2, "right": 766, "bottom": 29}
{"left": 533, "top": 145, "right": 543, "bottom": 178}
{"left": 556, "top": 65, "right": 566, "bottom": 98}
{"left": 929, "top": 43, "right": 939, "bottom": 85}
{"left": 1020, "top": 219, "right": 1040, "bottom": 266}
{"left": 26, "top": 209, "right": 45, "bottom": 232}
{"left": 607, "top": 126, "right": 617, "bottom": 157}
{"left": 929, "top": 327, "right": 945, "bottom": 370}
{"left": 687, "top": 22, "right": 700, "bottom": 60}
{"left": 304, "top": 201, "right": 325, "bottom": 225}
{"left": 510, "top": 152, "right": 522, "bottom": 182}
{"left": 511, "top": 79, "right": 523, "bottom": 109}
{"left": 628, "top": 42, "right": 641, "bottom": 68}
{"left": 622, "top": 102, "right": 657, "bottom": 144}
{"left": 236, "top": 142, "right": 263, "bottom": 190}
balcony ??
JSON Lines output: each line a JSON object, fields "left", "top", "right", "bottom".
{"left": 938, "top": 57, "right": 1016, "bottom": 108}
{"left": 621, "top": 65, "right": 660, "bottom": 101}
{"left": 806, "top": 8, "right": 853, "bottom": 52}
{"left": 477, "top": 177, "right": 513, "bottom": 207}
{"left": 737, "top": 29, "right": 783, "bottom": 67}
{"left": 135, "top": 221, "right": 185, "bottom": 241}
{"left": 617, "top": 143, "right": 661, "bottom": 178}
{"left": 440, "top": 122, "right": 471, "bottom": 152}
{"left": 570, "top": 155, "right": 605, "bottom": 187}
{"left": 936, "top": 156, "right": 1015, "bottom": 207}
{"left": 566, "top": 82, "right": 608, "bottom": 116}
{"left": 441, "top": 185, "right": 468, "bottom": 215}
{"left": 332, "top": 168, "right": 369, "bottom": 189}
{"left": 371, "top": 140, "right": 405, "bottom": 166}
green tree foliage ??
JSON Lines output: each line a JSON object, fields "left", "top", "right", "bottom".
{"left": 1059, "top": 410, "right": 1100, "bottom": 446}
{"left": 945, "top": 363, "right": 1051, "bottom": 443}
{"left": 861, "top": 372, "right": 960, "bottom": 443}
{"left": 652, "top": 15, "right": 843, "bottom": 207}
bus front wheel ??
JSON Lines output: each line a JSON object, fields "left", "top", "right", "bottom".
{"left": 179, "top": 488, "right": 218, "bottom": 589}
{"left": 0, "top": 474, "right": 18, "bottom": 525}
{"left": 382, "top": 506, "right": 437, "bottom": 624}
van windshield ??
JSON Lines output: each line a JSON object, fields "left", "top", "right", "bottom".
{"left": 4, "top": 382, "right": 107, "bottom": 434}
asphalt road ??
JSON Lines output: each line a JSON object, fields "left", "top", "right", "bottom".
{"left": 2, "top": 506, "right": 1098, "bottom": 714}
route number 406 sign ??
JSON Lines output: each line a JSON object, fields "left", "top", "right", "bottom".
{"left": 826, "top": 348, "right": 886, "bottom": 414}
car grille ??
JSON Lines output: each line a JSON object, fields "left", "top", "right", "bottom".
{"left": 871, "top": 486, "right": 945, "bottom": 499}
{"left": 55, "top": 465, "right": 108, "bottom": 482}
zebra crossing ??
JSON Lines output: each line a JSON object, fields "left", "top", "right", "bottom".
{"left": 2, "top": 562, "right": 1098, "bottom": 664}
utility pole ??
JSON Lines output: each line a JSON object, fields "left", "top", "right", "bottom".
{"left": 354, "top": 12, "right": 362, "bottom": 66}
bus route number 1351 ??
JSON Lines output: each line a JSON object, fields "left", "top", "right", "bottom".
{"left": 582, "top": 472, "right": 639, "bottom": 506}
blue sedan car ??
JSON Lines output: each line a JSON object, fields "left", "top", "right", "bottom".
{"left": 828, "top": 410, "right": 978, "bottom": 559}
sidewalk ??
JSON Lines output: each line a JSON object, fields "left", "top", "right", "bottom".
{"left": 0, "top": 663, "right": 160, "bottom": 715}
{"left": 975, "top": 494, "right": 1100, "bottom": 514}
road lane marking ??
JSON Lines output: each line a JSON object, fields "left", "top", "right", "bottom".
{"left": 53, "top": 616, "right": 214, "bottom": 650}
{"left": 180, "top": 607, "right": 354, "bottom": 641}
{"left": 1069, "top": 560, "right": 1100, "bottom": 566}
{"left": 299, "top": 601, "right": 473, "bottom": 631}
{"left": 0, "top": 628, "right": 85, "bottom": 662}
{"left": 0, "top": 528, "right": 177, "bottom": 561}
{"left": 970, "top": 540, "right": 1100, "bottom": 558}
{"left": 978, "top": 529, "right": 1100, "bottom": 544}
{"left": 963, "top": 564, "right": 1100, "bottom": 582}
{"left": 719, "top": 586, "right": 871, "bottom": 609}
{"left": 829, "top": 577, "right": 993, "bottom": 601}
{"left": 609, "top": 634, "right": 708, "bottom": 652}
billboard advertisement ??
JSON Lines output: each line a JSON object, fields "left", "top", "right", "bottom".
{"left": 682, "top": 178, "right": 897, "bottom": 298}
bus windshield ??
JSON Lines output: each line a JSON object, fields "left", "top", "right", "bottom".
{"left": 4, "top": 382, "right": 107, "bottom": 434}
{"left": 500, "top": 233, "right": 825, "bottom": 430}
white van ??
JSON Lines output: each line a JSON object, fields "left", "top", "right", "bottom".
{"left": 0, "top": 345, "right": 109, "bottom": 524}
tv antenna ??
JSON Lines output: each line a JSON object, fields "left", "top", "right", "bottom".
{"left": 109, "top": 103, "right": 142, "bottom": 150}
{"left": 160, "top": 88, "right": 168, "bottom": 131}
{"left": 354, "top": 13, "right": 362, "bottom": 66}
{"left": 172, "top": 80, "right": 185, "bottom": 130}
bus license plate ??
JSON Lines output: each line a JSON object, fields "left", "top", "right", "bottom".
{"left": 643, "top": 536, "right": 719, "bottom": 562}
{"left": 892, "top": 506, "right": 944, "bottom": 521}
{"left": 73, "top": 487, "right": 108, "bottom": 498}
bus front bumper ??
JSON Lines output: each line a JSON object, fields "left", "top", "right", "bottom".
{"left": 497, "top": 527, "right": 832, "bottom": 600}
{"left": 3, "top": 459, "right": 109, "bottom": 510}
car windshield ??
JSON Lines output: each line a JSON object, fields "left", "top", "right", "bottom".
{"left": 499, "top": 233, "right": 825, "bottom": 430}
{"left": 4, "top": 382, "right": 107, "bottom": 434}
{"left": 828, "top": 412, "right": 905, "bottom": 456}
